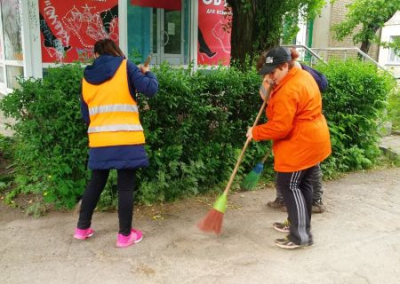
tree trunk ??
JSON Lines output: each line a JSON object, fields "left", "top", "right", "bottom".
{"left": 227, "top": 0, "right": 257, "bottom": 66}
{"left": 226, "top": 0, "right": 323, "bottom": 68}
{"left": 360, "top": 17, "right": 394, "bottom": 55}
{"left": 227, "top": 0, "right": 286, "bottom": 67}
{"left": 360, "top": 41, "right": 371, "bottom": 55}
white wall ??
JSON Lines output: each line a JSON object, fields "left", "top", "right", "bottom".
{"left": 312, "top": 1, "right": 331, "bottom": 49}
{"left": 378, "top": 11, "right": 400, "bottom": 79}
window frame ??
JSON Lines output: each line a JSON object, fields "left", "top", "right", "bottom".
{"left": 388, "top": 36, "right": 400, "bottom": 65}
{"left": 0, "top": 0, "right": 27, "bottom": 94}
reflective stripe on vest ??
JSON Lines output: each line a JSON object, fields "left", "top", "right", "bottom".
{"left": 82, "top": 60, "right": 145, "bottom": 147}
{"left": 89, "top": 104, "right": 139, "bottom": 116}
{"left": 88, "top": 124, "right": 143, "bottom": 133}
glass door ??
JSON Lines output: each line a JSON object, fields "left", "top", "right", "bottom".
{"left": 152, "top": 8, "right": 183, "bottom": 65}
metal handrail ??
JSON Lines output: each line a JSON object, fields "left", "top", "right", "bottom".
{"left": 281, "top": 44, "right": 327, "bottom": 65}
{"left": 311, "top": 47, "right": 390, "bottom": 72}
{"left": 283, "top": 45, "right": 397, "bottom": 79}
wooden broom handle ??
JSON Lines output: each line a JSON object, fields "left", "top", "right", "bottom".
{"left": 222, "top": 136, "right": 252, "bottom": 195}
{"left": 144, "top": 54, "right": 152, "bottom": 67}
{"left": 222, "top": 86, "right": 271, "bottom": 195}
{"left": 261, "top": 151, "right": 270, "bottom": 163}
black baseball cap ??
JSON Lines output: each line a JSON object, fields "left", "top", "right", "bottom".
{"left": 258, "top": 47, "right": 291, "bottom": 75}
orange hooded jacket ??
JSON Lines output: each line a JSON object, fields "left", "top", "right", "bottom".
{"left": 252, "top": 67, "right": 331, "bottom": 172}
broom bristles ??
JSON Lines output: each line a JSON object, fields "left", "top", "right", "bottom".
{"left": 241, "top": 170, "right": 262, "bottom": 191}
{"left": 241, "top": 162, "right": 264, "bottom": 191}
{"left": 197, "top": 209, "right": 224, "bottom": 235}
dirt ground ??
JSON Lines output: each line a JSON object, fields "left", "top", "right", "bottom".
{"left": 1, "top": 167, "right": 400, "bottom": 284}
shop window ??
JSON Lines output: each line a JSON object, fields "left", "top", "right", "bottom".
{"left": 1, "top": 0, "right": 23, "bottom": 60}
{"left": 128, "top": 0, "right": 190, "bottom": 65}
{"left": 0, "top": 0, "right": 24, "bottom": 91}
{"left": 6, "top": 65, "right": 23, "bottom": 89}
{"left": 388, "top": 36, "right": 400, "bottom": 64}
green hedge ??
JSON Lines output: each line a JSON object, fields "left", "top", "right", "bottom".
{"left": 0, "top": 60, "right": 396, "bottom": 208}
{"left": 136, "top": 64, "right": 270, "bottom": 203}
{"left": 316, "top": 60, "right": 395, "bottom": 177}
{"left": 0, "top": 64, "right": 88, "bottom": 208}
{"left": 387, "top": 84, "right": 400, "bottom": 131}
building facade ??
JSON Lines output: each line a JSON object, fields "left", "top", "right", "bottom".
{"left": 0, "top": 0, "right": 232, "bottom": 95}
{"left": 0, "top": 0, "right": 398, "bottom": 97}
{"left": 378, "top": 11, "right": 400, "bottom": 79}
{"left": 310, "top": 0, "right": 399, "bottom": 78}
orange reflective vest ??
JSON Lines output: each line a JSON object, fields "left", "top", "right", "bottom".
{"left": 82, "top": 60, "right": 145, "bottom": 148}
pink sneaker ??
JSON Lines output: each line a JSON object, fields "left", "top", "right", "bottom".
{"left": 73, "top": 228, "right": 94, "bottom": 240}
{"left": 116, "top": 228, "right": 143, "bottom": 248}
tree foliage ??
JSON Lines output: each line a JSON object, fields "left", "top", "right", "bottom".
{"left": 332, "top": 0, "right": 400, "bottom": 54}
{"left": 226, "top": 0, "right": 326, "bottom": 67}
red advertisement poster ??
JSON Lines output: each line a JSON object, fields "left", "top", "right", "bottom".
{"left": 39, "top": 0, "right": 119, "bottom": 63}
{"left": 131, "top": 0, "right": 181, "bottom": 10}
{"left": 198, "top": 0, "right": 232, "bottom": 66}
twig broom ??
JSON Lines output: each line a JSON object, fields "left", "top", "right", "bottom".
{"left": 197, "top": 87, "right": 271, "bottom": 235}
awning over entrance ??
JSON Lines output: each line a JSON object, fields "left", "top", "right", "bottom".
{"left": 131, "top": 0, "right": 181, "bottom": 11}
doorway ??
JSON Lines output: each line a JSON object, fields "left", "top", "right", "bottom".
{"left": 151, "top": 8, "right": 183, "bottom": 65}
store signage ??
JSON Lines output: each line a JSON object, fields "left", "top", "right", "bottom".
{"left": 202, "top": 0, "right": 225, "bottom": 5}
{"left": 131, "top": 0, "right": 182, "bottom": 11}
{"left": 198, "top": 0, "right": 231, "bottom": 66}
{"left": 38, "top": 0, "right": 118, "bottom": 63}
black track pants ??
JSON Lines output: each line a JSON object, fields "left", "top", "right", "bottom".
{"left": 277, "top": 165, "right": 319, "bottom": 245}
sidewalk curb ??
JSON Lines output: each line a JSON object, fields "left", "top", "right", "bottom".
{"left": 380, "top": 133, "right": 400, "bottom": 158}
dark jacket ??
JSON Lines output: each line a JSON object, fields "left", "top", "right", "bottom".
{"left": 300, "top": 63, "right": 328, "bottom": 93}
{"left": 80, "top": 55, "right": 158, "bottom": 170}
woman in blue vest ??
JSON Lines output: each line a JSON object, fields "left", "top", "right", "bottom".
{"left": 74, "top": 39, "right": 158, "bottom": 248}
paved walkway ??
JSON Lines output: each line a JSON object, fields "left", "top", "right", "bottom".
{"left": 1, "top": 167, "right": 400, "bottom": 284}
{"left": 1, "top": 110, "right": 400, "bottom": 283}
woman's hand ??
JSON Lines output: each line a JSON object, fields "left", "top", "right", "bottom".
{"left": 259, "top": 85, "right": 267, "bottom": 101}
{"left": 259, "top": 78, "right": 273, "bottom": 101}
{"left": 138, "top": 64, "right": 150, "bottom": 74}
{"left": 246, "top": 127, "right": 253, "bottom": 140}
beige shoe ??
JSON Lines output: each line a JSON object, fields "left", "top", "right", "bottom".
{"left": 312, "top": 199, "right": 326, "bottom": 213}
{"left": 267, "top": 198, "right": 286, "bottom": 208}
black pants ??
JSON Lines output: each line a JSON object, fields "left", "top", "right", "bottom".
{"left": 276, "top": 163, "right": 324, "bottom": 201}
{"left": 277, "top": 165, "right": 319, "bottom": 245}
{"left": 77, "top": 169, "right": 137, "bottom": 236}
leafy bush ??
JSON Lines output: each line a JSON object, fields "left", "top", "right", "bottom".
{"left": 0, "top": 59, "right": 395, "bottom": 208}
{"left": 0, "top": 63, "right": 270, "bottom": 207}
{"left": 0, "top": 64, "right": 88, "bottom": 208}
{"left": 136, "top": 63, "right": 270, "bottom": 203}
{"left": 316, "top": 59, "right": 396, "bottom": 177}
{"left": 387, "top": 84, "right": 400, "bottom": 131}
{"left": 0, "top": 134, "right": 13, "bottom": 159}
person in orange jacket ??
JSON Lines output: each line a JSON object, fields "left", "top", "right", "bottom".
{"left": 247, "top": 46, "right": 331, "bottom": 249}
{"left": 266, "top": 48, "right": 328, "bottom": 214}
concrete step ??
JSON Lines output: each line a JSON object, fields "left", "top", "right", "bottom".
{"left": 380, "top": 133, "right": 400, "bottom": 158}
